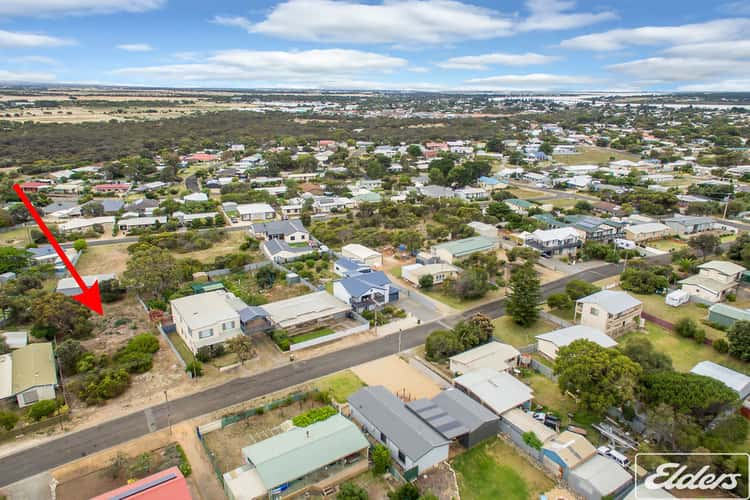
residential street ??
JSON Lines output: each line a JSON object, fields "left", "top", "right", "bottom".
{"left": 0, "top": 254, "right": 670, "bottom": 487}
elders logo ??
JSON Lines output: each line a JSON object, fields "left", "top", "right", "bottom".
{"left": 636, "top": 453, "right": 750, "bottom": 500}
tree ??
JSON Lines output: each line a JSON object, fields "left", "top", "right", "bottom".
{"left": 388, "top": 483, "right": 420, "bottom": 500}
{"left": 0, "top": 335, "right": 9, "bottom": 355}
{"left": 555, "top": 340, "right": 642, "bottom": 414}
{"left": 418, "top": 274, "right": 434, "bottom": 289}
{"left": 371, "top": 444, "right": 391, "bottom": 474}
{"left": 226, "top": 335, "right": 255, "bottom": 365}
{"left": 0, "top": 411, "right": 19, "bottom": 431}
{"left": 565, "top": 280, "right": 600, "bottom": 300}
{"left": 73, "top": 239, "right": 87, "bottom": 252}
{"left": 618, "top": 337, "right": 672, "bottom": 374}
{"left": 675, "top": 318, "right": 700, "bottom": 339}
{"left": 122, "top": 244, "right": 179, "bottom": 298}
{"left": 27, "top": 400, "right": 57, "bottom": 421}
{"left": 546, "top": 292, "right": 572, "bottom": 311}
{"left": 31, "top": 291, "right": 93, "bottom": 340}
{"left": 406, "top": 144, "right": 422, "bottom": 157}
{"left": 728, "top": 320, "right": 750, "bottom": 361}
{"left": 425, "top": 330, "right": 463, "bottom": 361}
{"left": 56, "top": 339, "right": 87, "bottom": 375}
{"left": 0, "top": 247, "right": 31, "bottom": 274}
{"left": 506, "top": 262, "right": 540, "bottom": 327}
{"left": 255, "top": 265, "right": 278, "bottom": 289}
{"left": 688, "top": 233, "right": 721, "bottom": 260}
{"left": 337, "top": 482, "right": 368, "bottom": 500}
{"left": 453, "top": 267, "right": 489, "bottom": 299}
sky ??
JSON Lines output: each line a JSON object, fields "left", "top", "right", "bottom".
{"left": 1, "top": 0, "right": 749, "bottom": 92}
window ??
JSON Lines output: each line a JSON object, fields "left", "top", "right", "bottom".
{"left": 380, "top": 431, "right": 387, "bottom": 442}
{"left": 589, "top": 307, "right": 599, "bottom": 317}
{"left": 222, "top": 321, "right": 235, "bottom": 331}
{"left": 198, "top": 329, "right": 213, "bottom": 339}
{"left": 22, "top": 390, "right": 39, "bottom": 405}
{"left": 398, "top": 450, "right": 406, "bottom": 463}
{"left": 289, "top": 236, "right": 295, "bottom": 241}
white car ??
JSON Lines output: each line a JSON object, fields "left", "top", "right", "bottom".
{"left": 533, "top": 412, "right": 546, "bottom": 421}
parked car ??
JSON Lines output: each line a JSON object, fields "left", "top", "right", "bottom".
{"left": 597, "top": 446, "right": 631, "bottom": 468}
{"left": 533, "top": 412, "right": 546, "bottom": 422}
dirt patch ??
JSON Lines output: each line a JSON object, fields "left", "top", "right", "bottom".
{"left": 414, "top": 462, "right": 460, "bottom": 499}
{"left": 76, "top": 243, "right": 131, "bottom": 276}
{"left": 349, "top": 471, "right": 400, "bottom": 500}
{"left": 351, "top": 355, "right": 442, "bottom": 401}
{"left": 202, "top": 398, "right": 326, "bottom": 473}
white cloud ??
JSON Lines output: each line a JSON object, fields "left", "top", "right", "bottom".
{"left": 8, "top": 55, "right": 57, "bottom": 64}
{"left": 0, "top": 0, "right": 164, "bottom": 16}
{"left": 663, "top": 40, "right": 750, "bottom": 59}
{"left": 0, "top": 70, "right": 55, "bottom": 82}
{"left": 0, "top": 30, "right": 72, "bottom": 49}
{"left": 560, "top": 18, "right": 750, "bottom": 51}
{"left": 212, "top": 16, "right": 254, "bottom": 31}
{"left": 438, "top": 52, "right": 559, "bottom": 70}
{"left": 464, "top": 73, "right": 597, "bottom": 90}
{"left": 518, "top": 0, "right": 616, "bottom": 32}
{"left": 678, "top": 79, "right": 750, "bottom": 92}
{"left": 218, "top": 0, "right": 515, "bottom": 44}
{"left": 113, "top": 49, "right": 409, "bottom": 87}
{"left": 608, "top": 57, "right": 750, "bottom": 82}
{"left": 407, "top": 66, "right": 430, "bottom": 73}
{"left": 117, "top": 43, "right": 153, "bottom": 52}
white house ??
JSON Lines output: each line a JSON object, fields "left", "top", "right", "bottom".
{"left": 333, "top": 271, "right": 398, "bottom": 312}
{"left": 401, "top": 263, "right": 462, "bottom": 287}
{"left": 449, "top": 341, "right": 520, "bottom": 375}
{"left": 0, "top": 343, "right": 57, "bottom": 408}
{"left": 575, "top": 290, "right": 643, "bottom": 338}
{"left": 679, "top": 260, "right": 746, "bottom": 303}
{"left": 536, "top": 325, "right": 617, "bottom": 360}
{"left": 237, "top": 203, "right": 276, "bottom": 222}
{"left": 170, "top": 290, "right": 249, "bottom": 354}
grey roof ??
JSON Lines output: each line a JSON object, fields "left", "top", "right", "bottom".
{"left": 697, "top": 260, "right": 746, "bottom": 276}
{"left": 536, "top": 325, "right": 617, "bottom": 349}
{"left": 42, "top": 201, "right": 78, "bottom": 214}
{"left": 88, "top": 198, "right": 124, "bottom": 213}
{"left": 237, "top": 305, "right": 269, "bottom": 323}
{"left": 577, "top": 290, "right": 642, "bottom": 315}
{"left": 348, "top": 386, "right": 449, "bottom": 461}
{"left": 690, "top": 361, "right": 750, "bottom": 399}
{"left": 570, "top": 455, "right": 632, "bottom": 496}
{"left": 406, "top": 398, "right": 469, "bottom": 439}
{"left": 337, "top": 271, "right": 392, "bottom": 298}
{"left": 663, "top": 215, "right": 715, "bottom": 227}
{"left": 422, "top": 389, "right": 498, "bottom": 438}
{"left": 262, "top": 239, "right": 312, "bottom": 257}
{"left": 251, "top": 219, "right": 308, "bottom": 236}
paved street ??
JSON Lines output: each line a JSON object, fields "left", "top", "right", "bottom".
{"left": 0, "top": 254, "right": 670, "bottom": 487}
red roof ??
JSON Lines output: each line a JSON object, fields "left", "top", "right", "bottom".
{"left": 20, "top": 181, "right": 48, "bottom": 188}
{"left": 185, "top": 153, "right": 218, "bottom": 162}
{"left": 91, "top": 467, "right": 191, "bottom": 500}
{"left": 94, "top": 183, "right": 131, "bottom": 190}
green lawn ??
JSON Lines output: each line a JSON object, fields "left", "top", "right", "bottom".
{"left": 314, "top": 370, "right": 365, "bottom": 403}
{"left": 452, "top": 438, "right": 553, "bottom": 500}
{"left": 166, "top": 331, "right": 196, "bottom": 364}
{"left": 424, "top": 287, "right": 504, "bottom": 311}
{"left": 546, "top": 198, "right": 579, "bottom": 209}
{"left": 550, "top": 146, "right": 640, "bottom": 166}
{"left": 630, "top": 291, "right": 725, "bottom": 340}
{"left": 290, "top": 327, "right": 335, "bottom": 344}
{"left": 647, "top": 239, "right": 688, "bottom": 252}
{"left": 493, "top": 316, "right": 556, "bottom": 348}
{"left": 523, "top": 373, "right": 599, "bottom": 438}
{"left": 619, "top": 324, "right": 750, "bottom": 375}
{"left": 0, "top": 226, "right": 32, "bottom": 246}
{"left": 508, "top": 188, "right": 547, "bottom": 200}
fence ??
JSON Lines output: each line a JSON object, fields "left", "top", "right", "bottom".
{"left": 272, "top": 261, "right": 321, "bottom": 292}
{"left": 530, "top": 359, "right": 557, "bottom": 380}
{"left": 289, "top": 323, "right": 370, "bottom": 351}
{"left": 539, "top": 310, "right": 572, "bottom": 328}
{"left": 157, "top": 323, "right": 187, "bottom": 369}
{"left": 641, "top": 312, "right": 674, "bottom": 331}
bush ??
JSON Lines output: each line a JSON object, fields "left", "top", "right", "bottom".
{"left": 271, "top": 330, "right": 291, "bottom": 351}
{"left": 337, "top": 482, "right": 368, "bottom": 500}
{"left": 675, "top": 318, "right": 699, "bottom": 338}
{"left": 175, "top": 444, "right": 192, "bottom": 477}
{"left": 371, "top": 444, "right": 391, "bottom": 474}
{"left": 79, "top": 368, "right": 131, "bottom": 405}
{"left": 714, "top": 338, "right": 730, "bottom": 353}
{"left": 27, "top": 400, "right": 58, "bottom": 421}
{"left": 127, "top": 452, "right": 152, "bottom": 479}
{"left": 418, "top": 274, "right": 434, "bottom": 289}
{"left": 727, "top": 293, "right": 737, "bottom": 302}
{"left": 56, "top": 339, "right": 86, "bottom": 375}
{"left": 522, "top": 431, "right": 543, "bottom": 450}
{"left": 292, "top": 406, "right": 337, "bottom": 427}
{"left": 73, "top": 239, "right": 87, "bottom": 252}
{"left": 196, "top": 344, "right": 225, "bottom": 362}
{"left": 185, "top": 360, "right": 203, "bottom": 377}
{"left": 124, "top": 333, "right": 160, "bottom": 354}
{"left": 693, "top": 329, "right": 707, "bottom": 344}
{"left": 117, "top": 351, "right": 153, "bottom": 373}
{"left": 565, "top": 280, "right": 600, "bottom": 300}
{"left": 546, "top": 292, "right": 572, "bottom": 310}
{"left": 0, "top": 411, "right": 19, "bottom": 431}
{"left": 425, "top": 329, "right": 462, "bottom": 361}
{"left": 147, "top": 299, "right": 167, "bottom": 311}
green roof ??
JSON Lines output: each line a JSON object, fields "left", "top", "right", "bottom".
{"left": 190, "top": 281, "right": 225, "bottom": 294}
{"left": 242, "top": 413, "right": 368, "bottom": 489}
{"left": 353, "top": 192, "right": 382, "bottom": 203}
{"left": 11, "top": 342, "right": 57, "bottom": 393}
{"left": 709, "top": 303, "right": 750, "bottom": 322}
{"left": 433, "top": 236, "right": 498, "bottom": 257}
{"left": 506, "top": 198, "right": 534, "bottom": 208}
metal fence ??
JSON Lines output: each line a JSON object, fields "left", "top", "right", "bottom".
{"left": 641, "top": 311, "right": 674, "bottom": 331}
{"left": 530, "top": 359, "right": 557, "bottom": 380}
{"left": 289, "top": 323, "right": 370, "bottom": 352}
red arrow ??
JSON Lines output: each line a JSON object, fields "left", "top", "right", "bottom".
{"left": 12, "top": 184, "right": 103, "bottom": 315}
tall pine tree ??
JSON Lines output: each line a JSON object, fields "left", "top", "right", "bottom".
{"left": 506, "top": 261, "right": 541, "bottom": 327}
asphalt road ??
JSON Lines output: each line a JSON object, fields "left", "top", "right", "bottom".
{"left": 0, "top": 255, "right": 671, "bottom": 487}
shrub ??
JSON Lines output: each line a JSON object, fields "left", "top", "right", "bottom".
{"left": 73, "top": 239, "right": 87, "bottom": 252}
{"left": 175, "top": 444, "right": 192, "bottom": 477}
{"left": 0, "top": 411, "right": 19, "bottom": 431}
{"left": 546, "top": 292, "right": 572, "bottom": 310}
{"left": 522, "top": 431, "right": 543, "bottom": 450}
{"left": 56, "top": 339, "right": 86, "bottom": 375}
{"left": 565, "top": 280, "right": 600, "bottom": 300}
{"left": 185, "top": 361, "right": 203, "bottom": 377}
{"left": 271, "top": 330, "right": 291, "bottom": 351}
{"left": 117, "top": 351, "right": 153, "bottom": 373}
{"left": 418, "top": 274, "right": 434, "bottom": 289}
{"left": 371, "top": 444, "right": 391, "bottom": 474}
{"left": 337, "top": 482, "right": 368, "bottom": 500}
{"left": 147, "top": 299, "right": 167, "bottom": 311}
{"left": 693, "top": 329, "right": 706, "bottom": 344}
{"left": 292, "top": 406, "right": 337, "bottom": 427}
{"left": 425, "top": 329, "right": 462, "bottom": 361}
{"left": 675, "top": 318, "right": 700, "bottom": 338}
{"left": 727, "top": 293, "right": 737, "bottom": 302}
{"left": 27, "top": 400, "right": 58, "bottom": 421}
{"left": 76, "top": 352, "right": 108, "bottom": 373}
{"left": 79, "top": 368, "right": 131, "bottom": 405}
{"left": 127, "top": 452, "right": 152, "bottom": 479}
{"left": 713, "top": 338, "right": 730, "bottom": 353}
{"left": 124, "top": 333, "right": 160, "bottom": 354}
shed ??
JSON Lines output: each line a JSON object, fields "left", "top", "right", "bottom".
{"left": 690, "top": 360, "right": 750, "bottom": 400}
{"left": 568, "top": 455, "right": 633, "bottom": 500}
{"left": 341, "top": 244, "right": 382, "bottom": 267}
{"left": 406, "top": 388, "right": 499, "bottom": 448}
{"left": 56, "top": 273, "right": 116, "bottom": 296}
{"left": 708, "top": 303, "right": 750, "bottom": 329}
{"left": 1, "top": 331, "right": 28, "bottom": 349}
{"left": 542, "top": 431, "right": 597, "bottom": 475}
{"left": 535, "top": 326, "right": 617, "bottom": 360}
{"left": 453, "top": 368, "right": 533, "bottom": 416}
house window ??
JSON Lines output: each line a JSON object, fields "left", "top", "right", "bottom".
{"left": 198, "top": 329, "right": 213, "bottom": 339}
{"left": 380, "top": 431, "right": 387, "bottom": 442}
{"left": 589, "top": 307, "right": 599, "bottom": 316}
{"left": 222, "top": 321, "right": 235, "bottom": 331}
{"left": 398, "top": 450, "right": 406, "bottom": 463}
{"left": 22, "top": 390, "right": 39, "bottom": 405}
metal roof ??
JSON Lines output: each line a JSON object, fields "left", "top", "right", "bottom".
{"left": 170, "top": 290, "right": 244, "bottom": 331}
{"left": 576, "top": 290, "right": 642, "bottom": 315}
{"left": 708, "top": 303, "right": 750, "bottom": 322}
{"left": 11, "top": 342, "right": 57, "bottom": 394}
{"left": 241, "top": 414, "right": 368, "bottom": 490}
{"left": 697, "top": 260, "right": 746, "bottom": 276}
{"left": 261, "top": 291, "right": 350, "bottom": 329}
{"left": 430, "top": 389, "right": 498, "bottom": 432}
{"left": 251, "top": 219, "right": 308, "bottom": 236}
{"left": 690, "top": 361, "right": 750, "bottom": 399}
{"left": 542, "top": 430, "right": 596, "bottom": 469}
{"left": 337, "top": 271, "right": 392, "bottom": 297}
{"left": 432, "top": 236, "right": 497, "bottom": 257}
{"left": 406, "top": 398, "right": 469, "bottom": 439}
{"left": 454, "top": 369, "right": 533, "bottom": 415}
{"left": 348, "top": 386, "right": 449, "bottom": 461}
{"left": 570, "top": 454, "right": 632, "bottom": 496}
{"left": 536, "top": 325, "right": 617, "bottom": 349}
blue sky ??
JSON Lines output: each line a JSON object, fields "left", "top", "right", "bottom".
{"left": 1, "top": 0, "right": 749, "bottom": 91}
